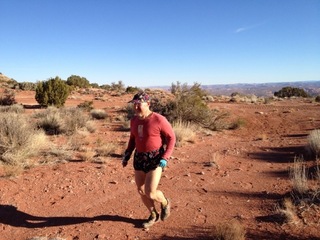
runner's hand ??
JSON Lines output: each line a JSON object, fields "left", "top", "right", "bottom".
{"left": 122, "top": 159, "right": 128, "bottom": 167}
{"left": 159, "top": 159, "right": 167, "bottom": 168}
{"left": 122, "top": 152, "right": 131, "bottom": 167}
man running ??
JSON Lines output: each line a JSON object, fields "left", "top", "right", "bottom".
{"left": 122, "top": 91, "right": 176, "bottom": 228}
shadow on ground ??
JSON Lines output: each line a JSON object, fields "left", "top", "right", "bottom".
{"left": 250, "top": 145, "right": 307, "bottom": 164}
{"left": 0, "top": 205, "right": 143, "bottom": 228}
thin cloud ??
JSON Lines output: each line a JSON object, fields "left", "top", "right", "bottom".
{"left": 235, "top": 27, "right": 247, "bottom": 33}
{"left": 234, "top": 21, "right": 267, "bottom": 33}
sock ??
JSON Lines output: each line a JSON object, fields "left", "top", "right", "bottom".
{"left": 151, "top": 210, "right": 158, "bottom": 218}
{"left": 161, "top": 198, "right": 168, "bottom": 208}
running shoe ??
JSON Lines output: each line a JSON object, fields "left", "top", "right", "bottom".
{"left": 142, "top": 211, "right": 160, "bottom": 229}
{"left": 160, "top": 198, "right": 171, "bottom": 221}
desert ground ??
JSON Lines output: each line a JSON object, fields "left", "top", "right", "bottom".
{"left": 0, "top": 89, "right": 320, "bottom": 240}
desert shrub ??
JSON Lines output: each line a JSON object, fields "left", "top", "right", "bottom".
{"left": 228, "top": 118, "right": 246, "bottom": 130}
{"left": 35, "top": 77, "right": 70, "bottom": 107}
{"left": 90, "top": 109, "right": 107, "bottom": 119}
{"left": 0, "top": 89, "right": 16, "bottom": 105}
{"left": 0, "top": 104, "right": 24, "bottom": 113}
{"left": 35, "top": 107, "right": 90, "bottom": 135}
{"left": 0, "top": 112, "right": 47, "bottom": 167}
{"left": 274, "top": 86, "right": 310, "bottom": 98}
{"left": 18, "top": 82, "right": 36, "bottom": 90}
{"left": 126, "top": 86, "right": 140, "bottom": 93}
{"left": 100, "top": 84, "right": 112, "bottom": 90}
{"left": 315, "top": 95, "right": 320, "bottom": 103}
{"left": 90, "top": 83, "right": 100, "bottom": 88}
{"left": 77, "top": 100, "right": 94, "bottom": 111}
{"left": 111, "top": 80, "right": 125, "bottom": 92}
{"left": 165, "top": 82, "right": 229, "bottom": 130}
{"left": 307, "top": 129, "right": 320, "bottom": 157}
{"left": 66, "top": 75, "right": 90, "bottom": 88}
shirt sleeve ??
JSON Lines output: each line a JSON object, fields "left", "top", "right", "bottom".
{"left": 160, "top": 116, "right": 176, "bottom": 160}
{"left": 125, "top": 119, "right": 136, "bottom": 155}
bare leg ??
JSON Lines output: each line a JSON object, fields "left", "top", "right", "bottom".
{"left": 144, "top": 167, "right": 167, "bottom": 204}
{"left": 135, "top": 170, "right": 156, "bottom": 213}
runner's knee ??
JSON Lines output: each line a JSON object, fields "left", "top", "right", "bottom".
{"left": 145, "top": 190, "right": 157, "bottom": 200}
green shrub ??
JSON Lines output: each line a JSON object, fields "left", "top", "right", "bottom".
{"left": 126, "top": 86, "right": 141, "bottom": 93}
{"left": 35, "top": 77, "right": 70, "bottom": 107}
{"left": 18, "top": 82, "right": 36, "bottom": 90}
{"left": 274, "top": 86, "right": 310, "bottom": 98}
{"left": 160, "top": 82, "right": 229, "bottom": 130}
{"left": 90, "top": 83, "right": 100, "bottom": 88}
{"left": 315, "top": 95, "right": 320, "bottom": 102}
{"left": 66, "top": 75, "right": 90, "bottom": 88}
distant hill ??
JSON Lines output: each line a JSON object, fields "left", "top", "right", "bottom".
{"left": 152, "top": 81, "right": 320, "bottom": 97}
{"left": 0, "top": 73, "right": 13, "bottom": 83}
{"left": 202, "top": 81, "right": 320, "bottom": 97}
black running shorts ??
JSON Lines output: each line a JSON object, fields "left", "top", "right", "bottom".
{"left": 133, "top": 147, "right": 164, "bottom": 173}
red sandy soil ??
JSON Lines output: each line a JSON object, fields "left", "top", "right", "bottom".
{"left": 1, "top": 89, "right": 320, "bottom": 240}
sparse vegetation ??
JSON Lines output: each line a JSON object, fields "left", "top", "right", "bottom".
{"left": 77, "top": 100, "right": 94, "bottom": 111}
{"left": 34, "top": 107, "right": 91, "bottom": 135}
{"left": 213, "top": 219, "right": 246, "bottom": 240}
{"left": 290, "top": 155, "right": 308, "bottom": 194}
{"left": 0, "top": 89, "right": 16, "bottom": 105}
{"left": 277, "top": 153, "right": 320, "bottom": 228}
{"left": 18, "top": 82, "right": 37, "bottom": 90}
{"left": 307, "top": 129, "right": 320, "bottom": 157}
{"left": 0, "top": 112, "right": 48, "bottom": 168}
{"left": 0, "top": 104, "right": 24, "bottom": 113}
{"left": 90, "top": 109, "right": 108, "bottom": 120}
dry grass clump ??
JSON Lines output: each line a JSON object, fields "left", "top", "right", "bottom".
{"left": 78, "top": 150, "right": 96, "bottom": 162}
{"left": 0, "top": 112, "right": 48, "bottom": 168}
{"left": 290, "top": 155, "right": 308, "bottom": 194}
{"left": 0, "top": 89, "right": 16, "bottom": 105}
{"left": 172, "top": 120, "right": 197, "bottom": 146}
{"left": 213, "top": 219, "right": 246, "bottom": 240}
{"left": 276, "top": 155, "right": 320, "bottom": 226}
{"left": 67, "top": 132, "right": 91, "bottom": 151}
{"left": 34, "top": 107, "right": 91, "bottom": 135}
{"left": 0, "top": 104, "right": 24, "bottom": 113}
{"left": 96, "top": 143, "right": 117, "bottom": 157}
{"left": 90, "top": 108, "right": 108, "bottom": 119}
{"left": 307, "top": 129, "right": 320, "bottom": 157}
{"left": 276, "top": 198, "right": 300, "bottom": 225}
{"left": 228, "top": 118, "right": 246, "bottom": 130}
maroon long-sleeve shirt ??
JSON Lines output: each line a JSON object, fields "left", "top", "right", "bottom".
{"left": 126, "top": 112, "right": 175, "bottom": 160}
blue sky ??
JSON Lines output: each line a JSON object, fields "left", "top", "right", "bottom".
{"left": 1, "top": 0, "right": 319, "bottom": 87}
